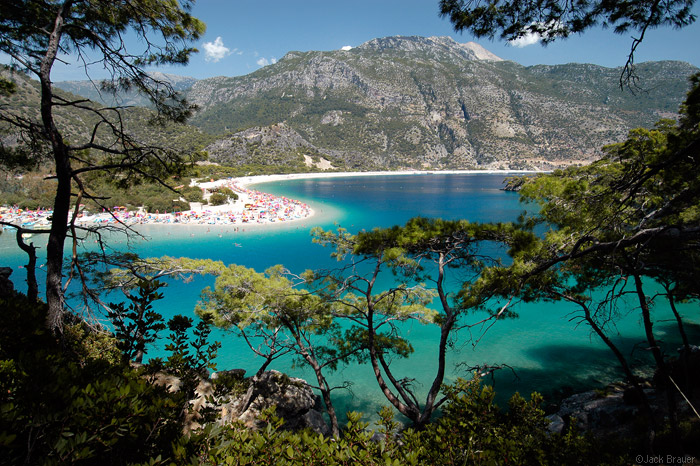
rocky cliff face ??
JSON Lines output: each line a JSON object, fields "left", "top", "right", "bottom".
{"left": 51, "top": 36, "right": 698, "bottom": 171}
{"left": 186, "top": 36, "right": 698, "bottom": 170}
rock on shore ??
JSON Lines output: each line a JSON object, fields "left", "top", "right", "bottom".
{"left": 173, "top": 369, "right": 330, "bottom": 436}
{"left": 218, "top": 370, "right": 330, "bottom": 436}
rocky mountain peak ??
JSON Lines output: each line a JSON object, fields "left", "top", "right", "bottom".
{"left": 356, "top": 35, "right": 502, "bottom": 62}
{"left": 453, "top": 40, "right": 503, "bottom": 62}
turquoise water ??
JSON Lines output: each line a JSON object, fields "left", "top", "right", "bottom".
{"left": 2, "top": 173, "right": 697, "bottom": 421}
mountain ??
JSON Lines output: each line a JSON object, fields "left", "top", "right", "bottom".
{"left": 1, "top": 67, "right": 211, "bottom": 157}
{"left": 45, "top": 36, "right": 700, "bottom": 171}
{"left": 54, "top": 72, "right": 199, "bottom": 108}
{"left": 185, "top": 36, "right": 697, "bottom": 170}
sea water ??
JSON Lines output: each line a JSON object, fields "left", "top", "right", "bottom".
{"left": 2, "top": 173, "right": 697, "bottom": 422}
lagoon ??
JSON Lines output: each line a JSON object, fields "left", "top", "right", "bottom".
{"left": 2, "top": 173, "right": 697, "bottom": 421}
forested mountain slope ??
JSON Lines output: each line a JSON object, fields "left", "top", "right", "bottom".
{"left": 48, "top": 36, "right": 699, "bottom": 171}
{"left": 185, "top": 36, "right": 697, "bottom": 170}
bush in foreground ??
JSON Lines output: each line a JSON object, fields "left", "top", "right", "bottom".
{"left": 1, "top": 291, "right": 621, "bottom": 465}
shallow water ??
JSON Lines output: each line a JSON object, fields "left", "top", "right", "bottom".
{"left": 2, "top": 173, "right": 697, "bottom": 423}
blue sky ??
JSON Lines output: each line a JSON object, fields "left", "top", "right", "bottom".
{"left": 32, "top": 0, "right": 700, "bottom": 81}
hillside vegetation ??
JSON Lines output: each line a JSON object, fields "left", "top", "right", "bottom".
{"left": 185, "top": 36, "right": 697, "bottom": 170}
{"left": 47, "top": 36, "right": 699, "bottom": 172}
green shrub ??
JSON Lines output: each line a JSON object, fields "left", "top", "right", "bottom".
{"left": 208, "top": 192, "right": 228, "bottom": 206}
{"left": 180, "top": 186, "right": 204, "bottom": 202}
{"left": 172, "top": 199, "right": 191, "bottom": 212}
{"left": 0, "top": 294, "right": 196, "bottom": 465}
{"left": 214, "top": 186, "right": 238, "bottom": 201}
{"left": 0, "top": 294, "right": 635, "bottom": 465}
{"left": 402, "top": 377, "right": 616, "bottom": 466}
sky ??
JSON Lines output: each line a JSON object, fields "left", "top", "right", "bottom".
{"left": 16, "top": 0, "right": 700, "bottom": 81}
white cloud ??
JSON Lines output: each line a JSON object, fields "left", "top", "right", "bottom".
{"left": 341, "top": 45, "right": 353, "bottom": 51}
{"left": 509, "top": 31, "right": 542, "bottom": 48}
{"left": 256, "top": 57, "right": 277, "bottom": 67}
{"left": 202, "top": 37, "right": 231, "bottom": 62}
{"left": 509, "top": 21, "right": 565, "bottom": 48}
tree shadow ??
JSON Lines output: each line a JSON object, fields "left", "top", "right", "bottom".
{"left": 484, "top": 320, "right": 700, "bottom": 408}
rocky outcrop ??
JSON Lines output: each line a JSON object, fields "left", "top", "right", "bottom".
{"left": 218, "top": 370, "right": 330, "bottom": 436}
{"left": 357, "top": 36, "right": 503, "bottom": 62}
{"left": 205, "top": 123, "right": 319, "bottom": 167}
{"left": 549, "top": 383, "right": 647, "bottom": 436}
{"left": 154, "top": 368, "right": 331, "bottom": 436}
{"left": 549, "top": 366, "right": 700, "bottom": 439}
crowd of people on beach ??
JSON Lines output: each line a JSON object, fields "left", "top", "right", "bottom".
{"left": 0, "top": 179, "right": 313, "bottom": 230}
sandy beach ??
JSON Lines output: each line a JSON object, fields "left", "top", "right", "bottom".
{"left": 1, "top": 170, "right": 536, "bottom": 231}
{"left": 232, "top": 169, "right": 539, "bottom": 189}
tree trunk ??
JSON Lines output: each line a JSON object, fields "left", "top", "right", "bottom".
{"left": 633, "top": 273, "right": 682, "bottom": 453}
{"left": 417, "top": 254, "right": 453, "bottom": 426}
{"left": 134, "top": 341, "right": 145, "bottom": 365}
{"left": 667, "top": 291, "right": 690, "bottom": 353}
{"left": 39, "top": 3, "right": 72, "bottom": 334}
{"left": 306, "top": 357, "right": 339, "bottom": 437}
{"left": 366, "top": 299, "right": 419, "bottom": 422}
{"left": 666, "top": 289, "right": 692, "bottom": 396}
{"left": 660, "top": 282, "right": 693, "bottom": 398}
{"left": 281, "top": 319, "right": 339, "bottom": 436}
{"left": 356, "top": 257, "right": 420, "bottom": 422}
{"left": 43, "top": 118, "right": 72, "bottom": 334}
{"left": 572, "top": 293, "right": 656, "bottom": 429}
{"left": 16, "top": 230, "right": 38, "bottom": 302}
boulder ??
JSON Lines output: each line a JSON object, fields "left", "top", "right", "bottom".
{"left": 555, "top": 383, "right": 648, "bottom": 437}
{"left": 142, "top": 367, "right": 330, "bottom": 436}
{"left": 219, "top": 370, "right": 330, "bottom": 436}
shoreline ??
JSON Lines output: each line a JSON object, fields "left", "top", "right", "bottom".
{"left": 1, "top": 170, "right": 537, "bottom": 231}
{"left": 230, "top": 169, "right": 541, "bottom": 189}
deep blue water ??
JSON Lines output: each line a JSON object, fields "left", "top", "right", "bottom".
{"left": 2, "top": 173, "right": 697, "bottom": 422}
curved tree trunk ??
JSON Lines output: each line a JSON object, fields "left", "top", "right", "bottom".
{"left": 39, "top": 3, "right": 72, "bottom": 334}
{"left": 417, "top": 253, "right": 453, "bottom": 426}
{"left": 283, "top": 317, "right": 341, "bottom": 437}
{"left": 358, "top": 256, "right": 421, "bottom": 422}
{"left": 304, "top": 354, "right": 339, "bottom": 437}
{"left": 366, "top": 308, "right": 419, "bottom": 422}
{"left": 16, "top": 229, "right": 38, "bottom": 302}
{"left": 666, "top": 289, "right": 692, "bottom": 397}
{"left": 663, "top": 283, "right": 694, "bottom": 397}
